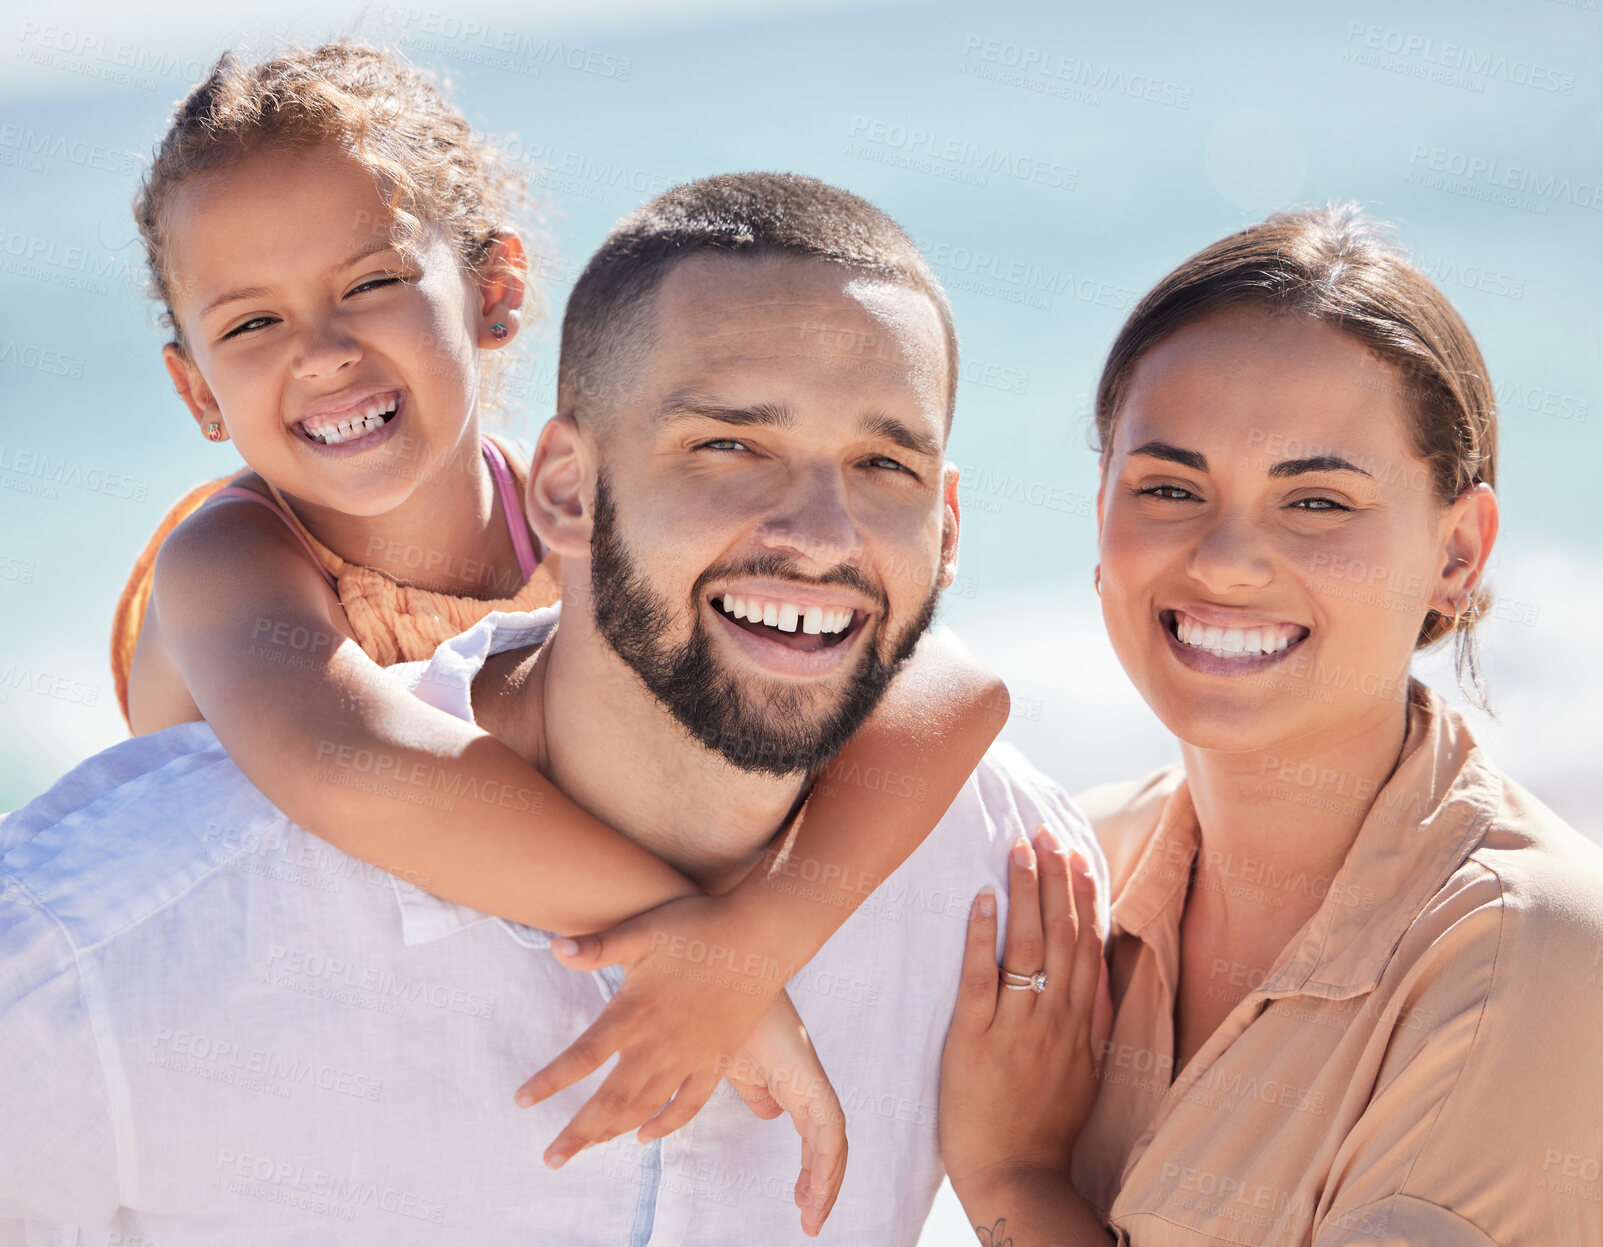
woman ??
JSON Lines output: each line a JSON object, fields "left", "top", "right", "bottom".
{"left": 939, "top": 205, "right": 1603, "bottom": 1245}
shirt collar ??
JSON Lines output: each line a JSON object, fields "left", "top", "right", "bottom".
{"left": 387, "top": 606, "right": 563, "bottom": 950}
{"left": 1110, "top": 679, "right": 1497, "bottom": 1001}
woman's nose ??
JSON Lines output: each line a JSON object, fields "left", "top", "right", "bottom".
{"left": 1186, "top": 513, "right": 1274, "bottom": 595}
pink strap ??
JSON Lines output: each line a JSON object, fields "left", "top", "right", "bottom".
{"left": 207, "top": 485, "right": 340, "bottom": 590}
{"left": 481, "top": 438, "right": 540, "bottom": 579}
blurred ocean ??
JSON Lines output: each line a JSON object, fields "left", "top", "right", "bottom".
{"left": 1, "top": 2, "right": 1599, "bottom": 1238}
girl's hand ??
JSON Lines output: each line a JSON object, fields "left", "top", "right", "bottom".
{"left": 939, "top": 826, "right": 1113, "bottom": 1202}
{"left": 516, "top": 892, "right": 847, "bottom": 1235}
{"left": 719, "top": 989, "right": 848, "bottom": 1236}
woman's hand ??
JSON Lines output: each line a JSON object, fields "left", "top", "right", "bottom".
{"left": 514, "top": 891, "right": 846, "bottom": 1235}
{"left": 939, "top": 826, "right": 1113, "bottom": 1203}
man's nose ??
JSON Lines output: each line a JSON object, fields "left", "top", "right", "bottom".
{"left": 753, "top": 461, "right": 865, "bottom": 569}
{"left": 291, "top": 316, "right": 362, "bottom": 380}
{"left": 1186, "top": 511, "right": 1274, "bottom": 595}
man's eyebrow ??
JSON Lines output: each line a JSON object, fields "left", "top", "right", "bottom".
{"left": 657, "top": 395, "right": 796, "bottom": 429}
{"left": 200, "top": 242, "right": 399, "bottom": 319}
{"left": 860, "top": 412, "right": 940, "bottom": 460}
{"left": 1129, "top": 440, "right": 1208, "bottom": 472}
{"left": 1268, "top": 455, "right": 1373, "bottom": 479}
{"left": 659, "top": 397, "right": 940, "bottom": 459}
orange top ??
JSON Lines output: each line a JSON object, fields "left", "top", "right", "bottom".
{"left": 1071, "top": 679, "right": 1603, "bottom": 1245}
{"left": 110, "top": 434, "right": 561, "bottom": 727}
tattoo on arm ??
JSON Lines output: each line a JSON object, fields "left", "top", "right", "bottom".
{"left": 976, "top": 1217, "right": 1014, "bottom": 1247}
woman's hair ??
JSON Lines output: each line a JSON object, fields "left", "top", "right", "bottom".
{"left": 133, "top": 39, "right": 532, "bottom": 402}
{"left": 1093, "top": 203, "right": 1498, "bottom": 709}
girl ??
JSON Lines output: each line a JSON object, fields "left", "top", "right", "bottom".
{"left": 938, "top": 205, "right": 1603, "bottom": 1244}
{"left": 114, "top": 41, "right": 1010, "bottom": 1237}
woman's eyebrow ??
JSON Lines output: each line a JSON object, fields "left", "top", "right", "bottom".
{"left": 1129, "top": 440, "right": 1207, "bottom": 471}
{"left": 1268, "top": 455, "right": 1373, "bottom": 478}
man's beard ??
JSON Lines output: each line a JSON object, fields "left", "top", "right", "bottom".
{"left": 588, "top": 469, "right": 939, "bottom": 777}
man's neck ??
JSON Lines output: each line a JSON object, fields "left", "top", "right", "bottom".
{"left": 475, "top": 606, "right": 808, "bottom": 890}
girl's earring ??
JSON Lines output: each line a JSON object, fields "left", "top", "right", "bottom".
{"left": 205, "top": 422, "right": 228, "bottom": 443}
{"left": 1093, "top": 564, "right": 1102, "bottom": 597}
{"left": 489, "top": 322, "right": 509, "bottom": 340}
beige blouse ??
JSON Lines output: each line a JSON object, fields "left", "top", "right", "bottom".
{"left": 1069, "top": 679, "right": 1603, "bottom": 1245}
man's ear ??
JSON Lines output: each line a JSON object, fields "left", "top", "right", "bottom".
{"left": 162, "top": 342, "right": 223, "bottom": 435}
{"left": 935, "top": 461, "right": 962, "bottom": 590}
{"left": 1430, "top": 482, "right": 1499, "bottom": 615}
{"left": 527, "top": 413, "right": 593, "bottom": 559}
{"left": 475, "top": 230, "right": 529, "bottom": 350}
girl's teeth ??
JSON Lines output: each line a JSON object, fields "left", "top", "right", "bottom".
{"left": 302, "top": 396, "right": 399, "bottom": 445}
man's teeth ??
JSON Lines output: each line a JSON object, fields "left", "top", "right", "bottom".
{"left": 300, "top": 396, "right": 399, "bottom": 445}
{"left": 720, "top": 593, "right": 852, "bottom": 635}
{"left": 1173, "top": 612, "right": 1300, "bottom": 658}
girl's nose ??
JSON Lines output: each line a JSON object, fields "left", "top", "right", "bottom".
{"left": 291, "top": 319, "right": 362, "bottom": 380}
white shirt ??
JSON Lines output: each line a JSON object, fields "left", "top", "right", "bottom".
{"left": 0, "top": 606, "right": 1108, "bottom": 1246}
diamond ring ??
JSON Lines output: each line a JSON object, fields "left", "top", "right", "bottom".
{"left": 1000, "top": 968, "right": 1047, "bottom": 993}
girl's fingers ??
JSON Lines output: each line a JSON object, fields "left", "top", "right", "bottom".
{"left": 541, "top": 1062, "right": 662, "bottom": 1169}
{"left": 516, "top": 1010, "right": 625, "bottom": 1108}
{"left": 997, "top": 836, "right": 1044, "bottom": 1023}
{"left": 728, "top": 1079, "right": 785, "bottom": 1120}
{"left": 954, "top": 887, "right": 1000, "bottom": 1034}
{"left": 547, "top": 929, "right": 608, "bottom": 970}
{"left": 636, "top": 1070, "right": 720, "bottom": 1143}
{"left": 550, "top": 915, "right": 654, "bottom": 971}
{"left": 795, "top": 1106, "right": 848, "bottom": 1235}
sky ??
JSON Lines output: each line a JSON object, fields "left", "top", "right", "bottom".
{"left": 1, "top": 0, "right": 1600, "bottom": 1240}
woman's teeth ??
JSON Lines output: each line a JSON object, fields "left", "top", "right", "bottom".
{"left": 720, "top": 593, "right": 853, "bottom": 636}
{"left": 1172, "top": 611, "right": 1302, "bottom": 658}
{"left": 299, "top": 396, "right": 399, "bottom": 446}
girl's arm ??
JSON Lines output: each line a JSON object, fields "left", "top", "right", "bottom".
{"left": 730, "top": 626, "right": 1012, "bottom": 966}
{"left": 150, "top": 500, "right": 705, "bottom": 932}
{"left": 521, "top": 628, "right": 1013, "bottom": 1152}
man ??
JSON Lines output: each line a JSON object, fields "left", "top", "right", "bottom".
{"left": 0, "top": 173, "right": 1105, "bottom": 1244}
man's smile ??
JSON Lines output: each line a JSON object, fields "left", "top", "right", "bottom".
{"left": 705, "top": 586, "right": 873, "bottom": 674}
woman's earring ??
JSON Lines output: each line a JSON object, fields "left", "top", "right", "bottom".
{"left": 489, "top": 322, "right": 509, "bottom": 340}
{"left": 1093, "top": 564, "right": 1102, "bottom": 597}
{"left": 205, "top": 422, "right": 227, "bottom": 443}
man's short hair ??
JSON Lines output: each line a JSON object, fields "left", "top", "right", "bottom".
{"left": 557, "top": 172, "right": 959, "bottom": 434}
